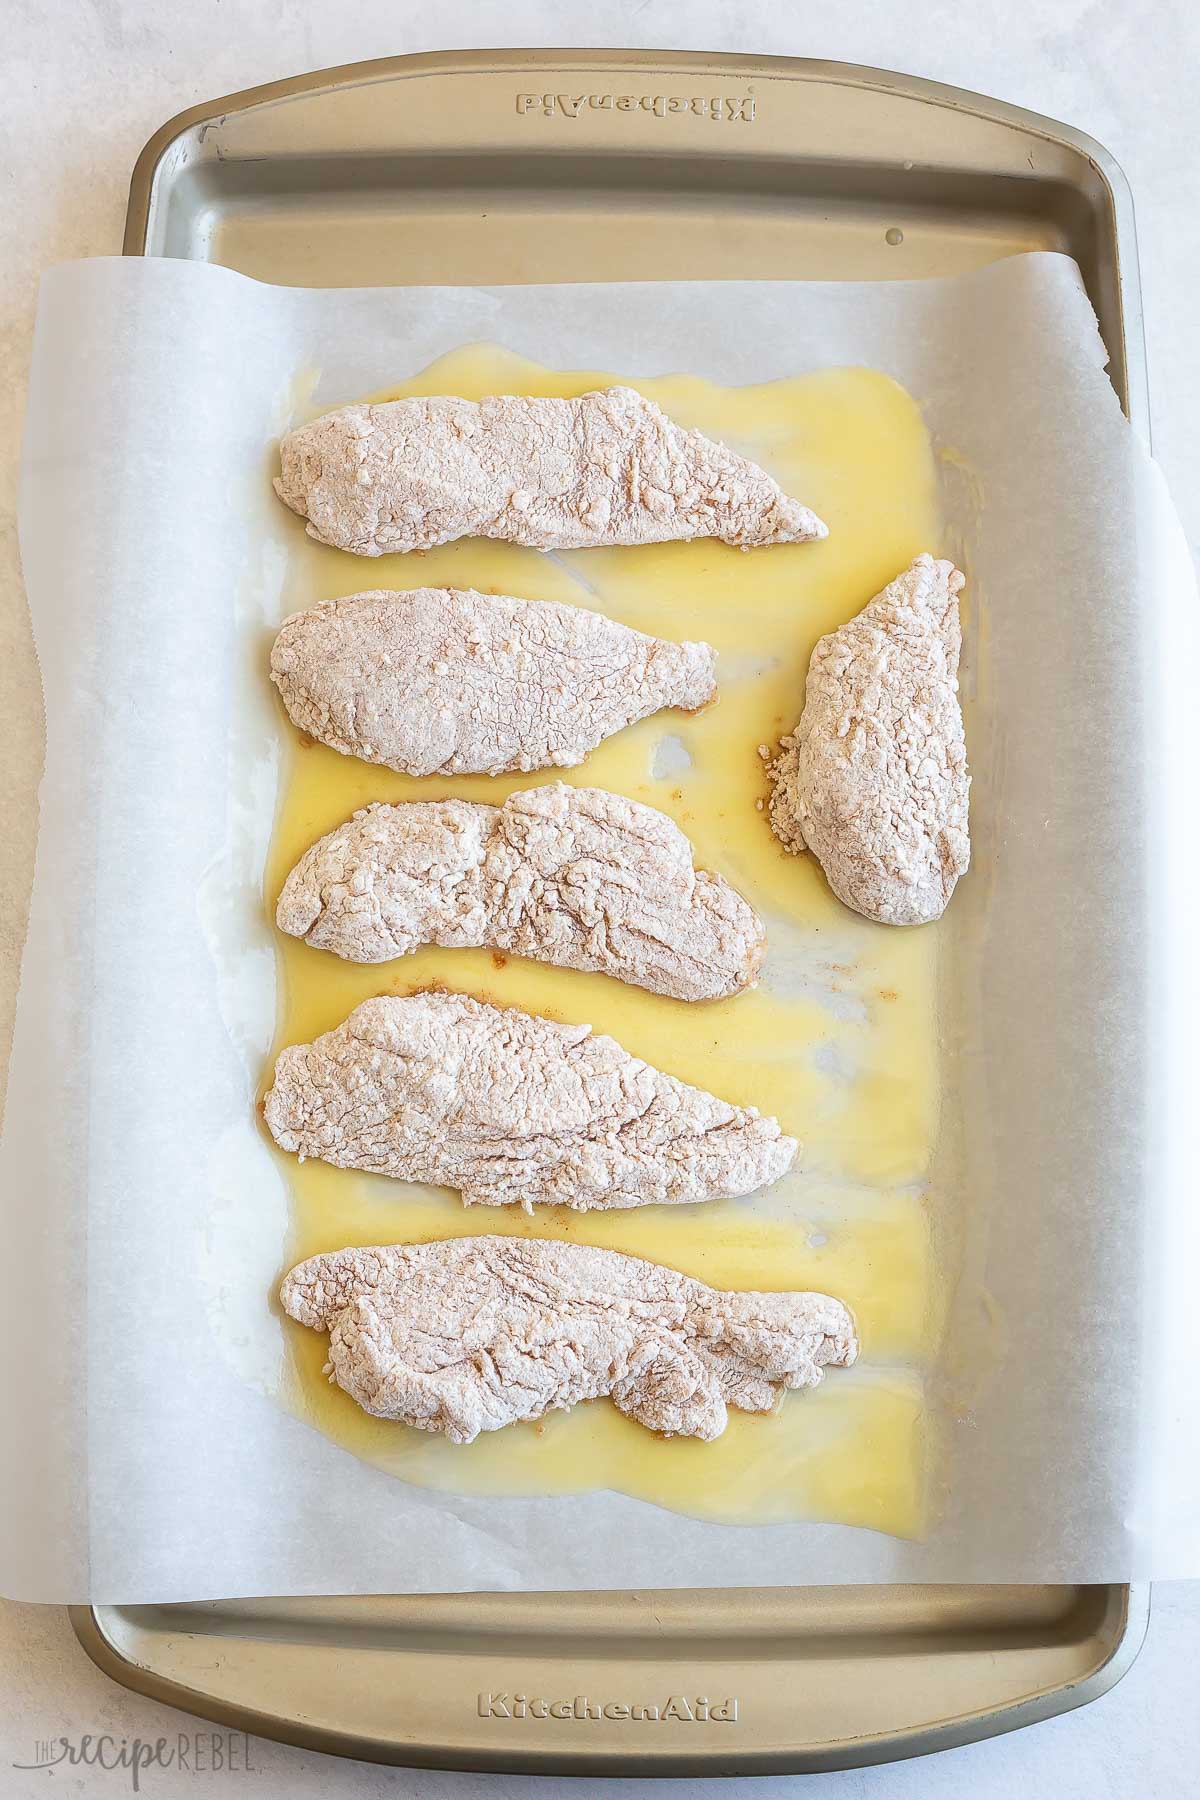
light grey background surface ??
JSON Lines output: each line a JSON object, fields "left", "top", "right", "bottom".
{"left": 1, "top": 0, "right": 1197, "bottom": 1794}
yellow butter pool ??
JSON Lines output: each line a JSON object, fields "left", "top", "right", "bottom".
{"left": 265, "top": 347, "right": 947, "bottom": 1534}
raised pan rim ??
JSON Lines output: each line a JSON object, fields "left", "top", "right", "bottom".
{"left": 70, "top": 1585, "right": 1150, "bottom": 1775}
{"left": 119, "top": 46, "right": 1148, "bottom": 446}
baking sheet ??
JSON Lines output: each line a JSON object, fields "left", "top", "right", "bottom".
{"left": 2, "top": 253, "right": 1197, "bottom": 1602}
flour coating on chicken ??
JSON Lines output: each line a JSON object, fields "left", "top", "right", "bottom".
{"left": 270, "top": 587, "right": 716, "bottom": 777}
{"left": 768, "top": 554, "right": 970, "bottom": 925}
{"left": 280, "top": 1237, "right": 856, "bottom": 1442}
{"left": 277, "top": 784, "right": 764, "bottom": 1002}
{"left": 274, "top": 386, "right": 826, "bottom": 554}
{"left": 264, "top": 992, "right": 796, "bottom": 1211}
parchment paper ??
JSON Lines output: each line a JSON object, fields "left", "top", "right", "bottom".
{"left": 2, "top": 253, "right": 1197, "bottom": 1602}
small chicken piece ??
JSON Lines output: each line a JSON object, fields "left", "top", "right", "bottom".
{"left": 768, "top": 554, "right": 970, "bottom": 925}
{"left": 280, "top": 1236, "right": 857, "bottom": 1443}
{"left": 264, "top": 992, "right": 797, "bottom": 1211}
{"left": 274, "top": 386, "right": 826, "bottom": 554}
{"left": 277, "top": 784, "right": 764, "bottom": 1003}
{"left": 269, "top": 587, "right": 716, "bottom": 777}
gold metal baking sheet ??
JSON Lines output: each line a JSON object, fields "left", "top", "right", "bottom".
{"left": 68, "top": 49, "right": 1150, "bottom": 1774}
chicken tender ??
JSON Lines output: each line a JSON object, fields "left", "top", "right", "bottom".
{"left": 281, "top": 1236, "right": 857, "bottom": 1442}
{"left": 264, "top": 992, "right": 797, "bottom": 1210}
{"left": 274, "top": 386, "right": 826, "bottom": 554}
{"left": 270, "top": 586, "right": 716, "bottom": 776}
{"left": 768, "top": 554, "right": 970, "bottom": 925}
{"left": 277, "top": 785, "right": 765, "bottom": 1002}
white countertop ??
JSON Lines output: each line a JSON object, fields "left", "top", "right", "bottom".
{"left": 1, "top": 2, "right": 1197, "bottom": 1795}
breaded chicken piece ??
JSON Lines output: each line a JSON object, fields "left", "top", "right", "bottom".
{"left": 280, "top": 1236, "right": 857, "bottom": 1442}
{"left": 277, "top": 784, "right": 765, "bottom": 1003}
{"left": 768, "top": 554, "right": 970, "bottom": 925}
{"left": 264, "top": 992, "right": 797, "bottom": 1211}
{"left": 269, "top": 587, "right": 716, "bottom": 776}
{"left": 274, "top": 386, "right": 826, "bottom": 554}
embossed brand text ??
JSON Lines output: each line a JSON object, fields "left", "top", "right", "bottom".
{"left": 478, "top": 1691, "right": 739, "bottom": 1723}
{"left": 516, "top": 92, "right": 756, "bottom": 123}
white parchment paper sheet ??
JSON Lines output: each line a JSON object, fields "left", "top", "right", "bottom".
{"left": 2, "top": 254, "right": 1197, "bottom": 1602}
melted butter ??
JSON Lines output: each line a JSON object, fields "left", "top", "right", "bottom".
{"left": 266, "top": 347, "right": 945, "bottom": 1533}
